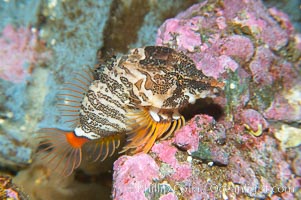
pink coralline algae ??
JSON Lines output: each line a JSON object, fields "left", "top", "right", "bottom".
{"left": 158, "top": 193, "right": 178, "bottom": 200}
{"left": 156, "top": 0, "right": 299, "bottom": 81}
{"left": 152, "top": 141, "right": 192, "bottom": 182}
{"left": 224, "top": 0, "right": 289, "bottom": 51}
{"left": 227, "top": 154, "right": 259, "bottom": 196}
{"left": 173, "top": 115, "right": 213, "bottom": 152}
{"left": 0, "top": 25, "right": 49, "bottom": 83}
{"left": 240, "top": 108, "right": 269, "bottom": 135}
{"left": 268, "top": 7, "right": 294, "bottom": 35}
{"left": 218, "top": 35, "right": 254, "bottom": 63}
{"left": 156, "top": 0, "right": 300, "bottom": 121}
{"left": 0, "top": 175, "right": 29, "bottom": 200}
{"left": 188, "top": 115, "right": 229, "bottom": 166}
{"left": 113, "top": 0, "right": 301, "bottom": 199}
{"left": 264, "top": 92, "right": 301, "bottom": 122}
{"left": 156, "top": 17, "right": 202, "bottom": 52}
{"left": 112, "top": 154, "right": 160, "bottom": 200}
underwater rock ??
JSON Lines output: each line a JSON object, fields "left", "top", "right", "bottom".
{"left": 291, "top": 147, "right": 301, "bottom": 176}
{"left": 218, "top": 35, "right": 254, "bottom": 63}
{"left": 0, "top": 175, "right": 29, "bottom": 200}
{"left": 152, "top": 140, "right": 192, "bottom": 182}
{"left": 112, "top": 0, "right": 301, "bottom": 199}
{"left": 174, "top": 123, "right": 199, "bottom": 152}
{"left": 158, "top": 193, "right": 178, "bottom": 200}
{"left": 0, "top": 25, "right": 49, "bottom": 83}
{"left": 0, "top": 0, "right": 300, "bottom": 199}
{"left": 1, "top": 1, "right": 114, "bottom": 199}
{"left": 227, "top": 154, "right": 259, "bottom": 196}
{"left": 156, "top": 0, "right": 300, "bottom": 121}
{"left": 224, "top": 0, "right": 288, "bottom": 51}
{"left": 264, "top": 85, "right": 301, "bottom": 122}
{"left": 174, "top": 115, "right": 215, "bottom": 152}
{"left": 240, "top": 108, "right": 269, "bottom": 136}
{"left": 274, "top": 124, "right": 301, "bottom": 149}
{"left": 112, "top": 154, "right": 160, "bottom": 200}
{"left": 268, "top": 7, "right": 295, "bottom": 35}
{"left": 186, "top": 115, "right": 229, "bottom": 166}
{"left": 0, "top": 24, "right": 49, "bottom": 170}
{"left": 112, "top": 112, "right": 301, "bottom": 199}
{"left": 102, "top": 0, "right": 201, "bottom": 53}
{"left": 0, "top": 135, "right": 32, "bottom": 170}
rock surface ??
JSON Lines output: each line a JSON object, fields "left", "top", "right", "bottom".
{"left": 0, "top": 0, "right": 300, "bottom": 199}
{"left": 112, "top": 0, "right": 301, "bottom": 199}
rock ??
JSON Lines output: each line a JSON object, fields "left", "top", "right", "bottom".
{"left": 112, "top": 154, "right": 160, "bottom": 200}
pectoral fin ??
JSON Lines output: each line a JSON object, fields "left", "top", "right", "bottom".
{"left": 122, "top": 108, "right": 185, "bottom": 154}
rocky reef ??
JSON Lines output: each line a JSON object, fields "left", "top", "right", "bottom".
{"left": 112, "top": 0, "right": 301, "bottom": 199}
{"left": 0, "top": 0, "right": 300, "bottom": 199}
{"left": 0, "top": 175, "right": 29, "bottom": 200}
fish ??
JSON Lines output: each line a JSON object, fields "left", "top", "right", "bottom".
{"left": 38, "top": 46, "right": 223, "bottom": 176}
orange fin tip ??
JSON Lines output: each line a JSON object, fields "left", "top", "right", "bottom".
{"left": 37, "top": 128, "right": 89, "bottom": 176}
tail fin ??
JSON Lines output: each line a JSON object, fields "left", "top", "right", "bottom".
{"left": 37, "top": 128, "right": 89, "bottom": 176}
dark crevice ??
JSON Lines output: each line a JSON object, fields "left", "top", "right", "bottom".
{"left": 99, "top": 0, "right": 201, "bottom": 55}
{"left": 180, "top": 98, "right": 224, "bottom": 121}
{"left": 0, "top": 166, "right": 18, "bottom": 176}
{"left": 74, "top": 169, "right": 113, "bottom": 185}
{"left": 101, "top": 0, "right": 151, "bottom": 54}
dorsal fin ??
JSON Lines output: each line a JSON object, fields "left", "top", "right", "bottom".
{"left": 57, "top": 67, "right": 94, "bottom": 128}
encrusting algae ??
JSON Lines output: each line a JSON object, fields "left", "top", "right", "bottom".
{"left": 38, "top": 46, "right": 224, "bottom": 176}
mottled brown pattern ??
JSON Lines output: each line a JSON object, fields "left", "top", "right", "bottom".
{"left": 77, "top": 46, "right": 223, "bottom": 152}
{"left": 39, "top": 46, "right": 224, "bottom": 177}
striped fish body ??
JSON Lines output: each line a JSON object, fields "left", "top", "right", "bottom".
{"left": 77, "top": 77, "right": 130, "bottom": 139}
{"left": 38, "top": 46, "right": 223, "bottom": 176}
